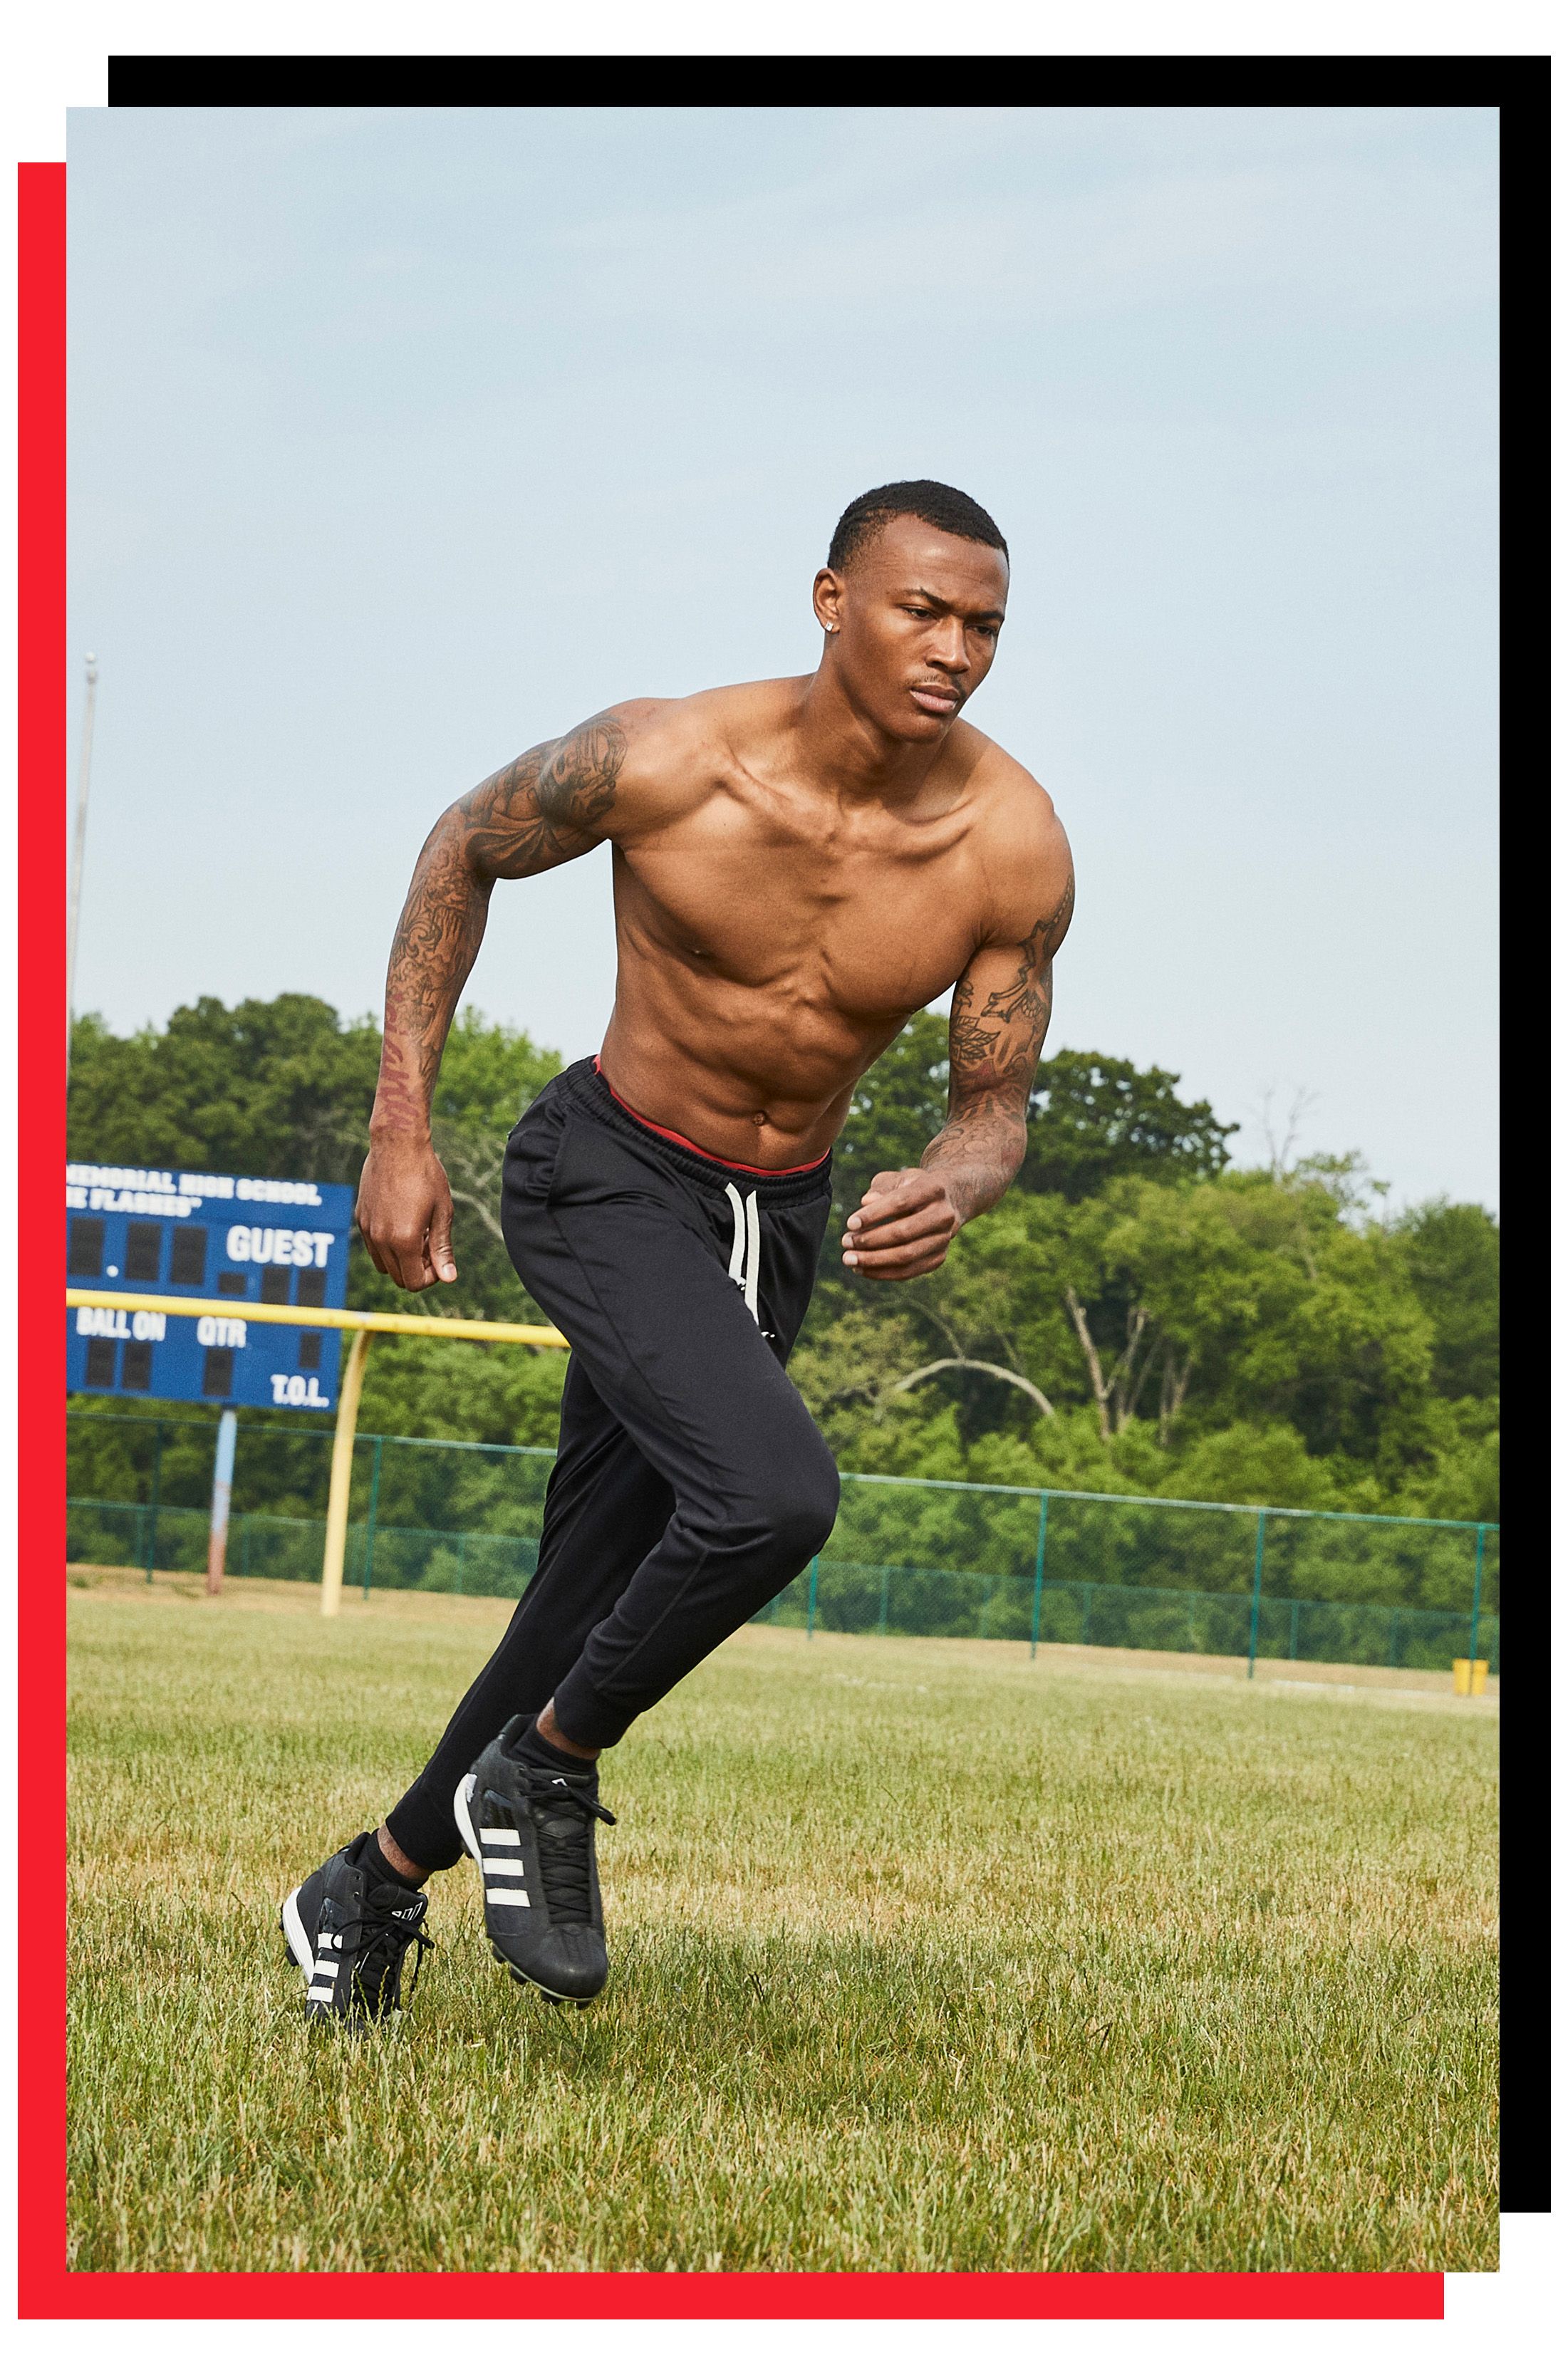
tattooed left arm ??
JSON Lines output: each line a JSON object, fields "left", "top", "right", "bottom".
{"left": 843, "top": 841, "right": 1074, "bottom": 1282}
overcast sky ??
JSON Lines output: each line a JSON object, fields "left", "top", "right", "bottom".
{"left": 67, "top": 105, "right": 1497, "bottom": 1209}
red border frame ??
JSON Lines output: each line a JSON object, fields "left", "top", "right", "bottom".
{"left": 19, "top": 155, "right": 71, "bottom": 2319}
{"left": 19, "top": 155, "right": 1443, "bottom": 2322}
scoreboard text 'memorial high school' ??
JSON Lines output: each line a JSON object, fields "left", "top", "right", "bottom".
{"left": 67, "top": 1164, "right": 355, "bottom": 1412}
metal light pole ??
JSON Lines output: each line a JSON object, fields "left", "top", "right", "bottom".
{"left": 67, "top": 651, "right": 98, "bottom": 1080}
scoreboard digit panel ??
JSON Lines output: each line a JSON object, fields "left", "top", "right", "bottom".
{"left": 66, "top": 1164, "right": 357, "bottom": 1410}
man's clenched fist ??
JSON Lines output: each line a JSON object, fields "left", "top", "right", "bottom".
{"left": 356, "top": 1135, "right": 460, "bottom": 1292}
{"left": 841, "top": 1168, "right": 964, "bottom": 1282}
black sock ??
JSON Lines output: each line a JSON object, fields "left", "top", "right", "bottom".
{"left": 356, "top": 1829, "right": 418, "bottom": 1892}
{"left": 518, "top": 1720, "right": 598, "bottom": 1779}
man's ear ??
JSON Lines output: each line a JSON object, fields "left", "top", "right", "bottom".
{"left": 812, "top": 566, "right": 845, "bottom": 635}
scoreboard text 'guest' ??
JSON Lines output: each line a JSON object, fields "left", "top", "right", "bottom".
{"left": 66, "top": 1163, "right": 355, "bottom": 1410}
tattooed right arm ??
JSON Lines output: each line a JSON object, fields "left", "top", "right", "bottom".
{"left": 371, "top": 712, "right": 627, "bottom": 1140}
{"left": 358, "top": 710, "right": 629, "bottom": 1289}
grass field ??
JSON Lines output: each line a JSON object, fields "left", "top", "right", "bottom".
{"left": 67, "top": 1576, "right": 1498, "bottom": 2273}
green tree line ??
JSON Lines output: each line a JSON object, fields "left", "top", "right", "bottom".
{"left": 67, "top": 996, "right": 1497, "bottom": 1526}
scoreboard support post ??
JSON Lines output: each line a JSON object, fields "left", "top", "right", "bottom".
{"left": 206, "top": 1406, "right": 237, "bottom": 1597}
{"left": 320, "top": 1331, "right": 371, "bottom": 1620}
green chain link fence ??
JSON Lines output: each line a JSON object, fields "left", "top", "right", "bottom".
{"left": 67, "top": 1410, "right": 1500, "bottom": 1677}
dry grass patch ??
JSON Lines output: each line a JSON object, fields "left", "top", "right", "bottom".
{"left": 68, "top": 1582, "right": 1497, "bottom": 2272}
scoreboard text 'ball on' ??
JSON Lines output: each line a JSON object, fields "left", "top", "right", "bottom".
{"left": 66, "top": 1163, "right": 355, "bottom": 1412}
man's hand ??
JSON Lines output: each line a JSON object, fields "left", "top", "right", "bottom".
{"left": 356, "top": 1135, "right": 459, "bottom": 1292}
{"left": 841, "top": 1169, "right": 963, "bottom": 1281}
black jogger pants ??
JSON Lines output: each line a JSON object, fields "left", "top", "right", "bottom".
{"left": 385, "top": 1058, "right": 839, "bottom": 1872}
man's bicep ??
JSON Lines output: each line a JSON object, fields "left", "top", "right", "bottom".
{"left": 948, "top": 932, "right": 1054, "bottom": 1108}
{"left": 456, "top": 705, "right": 635, "bottom": 882}
{"left": 947, "top": 816, "right": 1074, "bottom": 1089}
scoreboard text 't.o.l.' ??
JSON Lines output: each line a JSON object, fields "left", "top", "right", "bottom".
{"left": 66, "top": 1164, "right": 355, "bottom": 1410}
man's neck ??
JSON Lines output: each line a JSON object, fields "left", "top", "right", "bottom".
{"left": 791, "top": 659, "right": 951, "bottom": 809}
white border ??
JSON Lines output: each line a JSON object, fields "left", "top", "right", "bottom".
{"left": 4, "top": 6, "right": 1551, "bottom": 2359}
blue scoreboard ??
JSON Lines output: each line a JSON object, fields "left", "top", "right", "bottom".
{"left": 66, "top": 1163, "right": 356, "bottom": 1411}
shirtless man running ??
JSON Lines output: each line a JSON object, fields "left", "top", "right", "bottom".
{"left": 281, "top": 479, "right": 1074, "bottom": 2020}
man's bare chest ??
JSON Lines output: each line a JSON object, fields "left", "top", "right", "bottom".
{"left": 612, "top": 796, "right": 985, "bottom": 1019}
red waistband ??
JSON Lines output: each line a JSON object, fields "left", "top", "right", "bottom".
{"left": 592, "top": 1058, "right": 829, "bottom": 1177}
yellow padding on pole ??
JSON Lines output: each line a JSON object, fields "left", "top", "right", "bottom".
{"left": 321, "top": 1330, "right": 370, "bottom": 1618}
{"left": 1452, "top": 1658, "right": 1490, "bottom": 1696}
{"left": 66, "top": 1287, "right": 568, "bottom": 1349}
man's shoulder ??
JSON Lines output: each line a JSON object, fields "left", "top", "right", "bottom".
{"left": 608, "top": 677, "right": 799, "bottom": 740}
{"left": 946, "top": 727, "right": 1072, "bottom": 947}
{"left": 597, "top": 680, "right": 803, "bottom": 812}
{"left": 950, "top": 724, "right": 1064, "bottom": 846}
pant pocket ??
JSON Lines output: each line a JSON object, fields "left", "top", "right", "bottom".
{"left": 503, "top": 1098, "right": 569, "bottom": 1208}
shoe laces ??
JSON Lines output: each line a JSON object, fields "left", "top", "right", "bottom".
{"left": 493, "top": 1769, "right": 616, "bottom": 1928}
{"left": 347, "top": 1885, "right": 437, "bottom": 2009}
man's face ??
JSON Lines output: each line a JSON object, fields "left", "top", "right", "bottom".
{"left": 814, "top": 515, "right": 1009, "bottom": 744}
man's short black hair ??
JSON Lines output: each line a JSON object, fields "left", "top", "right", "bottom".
{"left": 827, "top": 479, "right": 1008, "bottom": 573}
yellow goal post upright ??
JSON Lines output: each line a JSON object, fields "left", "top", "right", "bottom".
{"left": 65, "top": 1289, "right": 568, "bottom": 1615}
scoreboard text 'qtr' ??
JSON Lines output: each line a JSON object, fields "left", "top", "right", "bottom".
{"left": 66, "top": 1164, "right": 355, "bottom": 1410}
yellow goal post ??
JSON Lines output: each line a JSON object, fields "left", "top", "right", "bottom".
{"left": 66, "top": 1288, "right": 569, "bottom": 1615}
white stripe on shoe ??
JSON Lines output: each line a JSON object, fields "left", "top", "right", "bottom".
{"left": 485, "top": 1886, "right": 531, "bottom": 1906}
{"left": 479, "top": 1827, "right": 521, "bottom": 1846}
{"left": 313, "top": 1960, "right": 340, "bottom": 1977}
{"left": 481, "top": 1856, "right": 525, "bottom": 1876}
{"left": 306, "top": 1985, "right": 334, "bottom": 2002}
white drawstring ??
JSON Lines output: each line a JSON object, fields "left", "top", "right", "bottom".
{"left": 724, "top": 1183, "right": 761, "bottom": 1324}
{"left": 744, "top": 1190, "right": 760, "bottom": 1322}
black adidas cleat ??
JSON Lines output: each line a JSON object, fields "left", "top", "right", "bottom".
{"left": 454, "top": 1715, "right": 616, "bottom": 2005}
{"left": 280, "top": 1834, "right": 434, "bottom": 2024}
